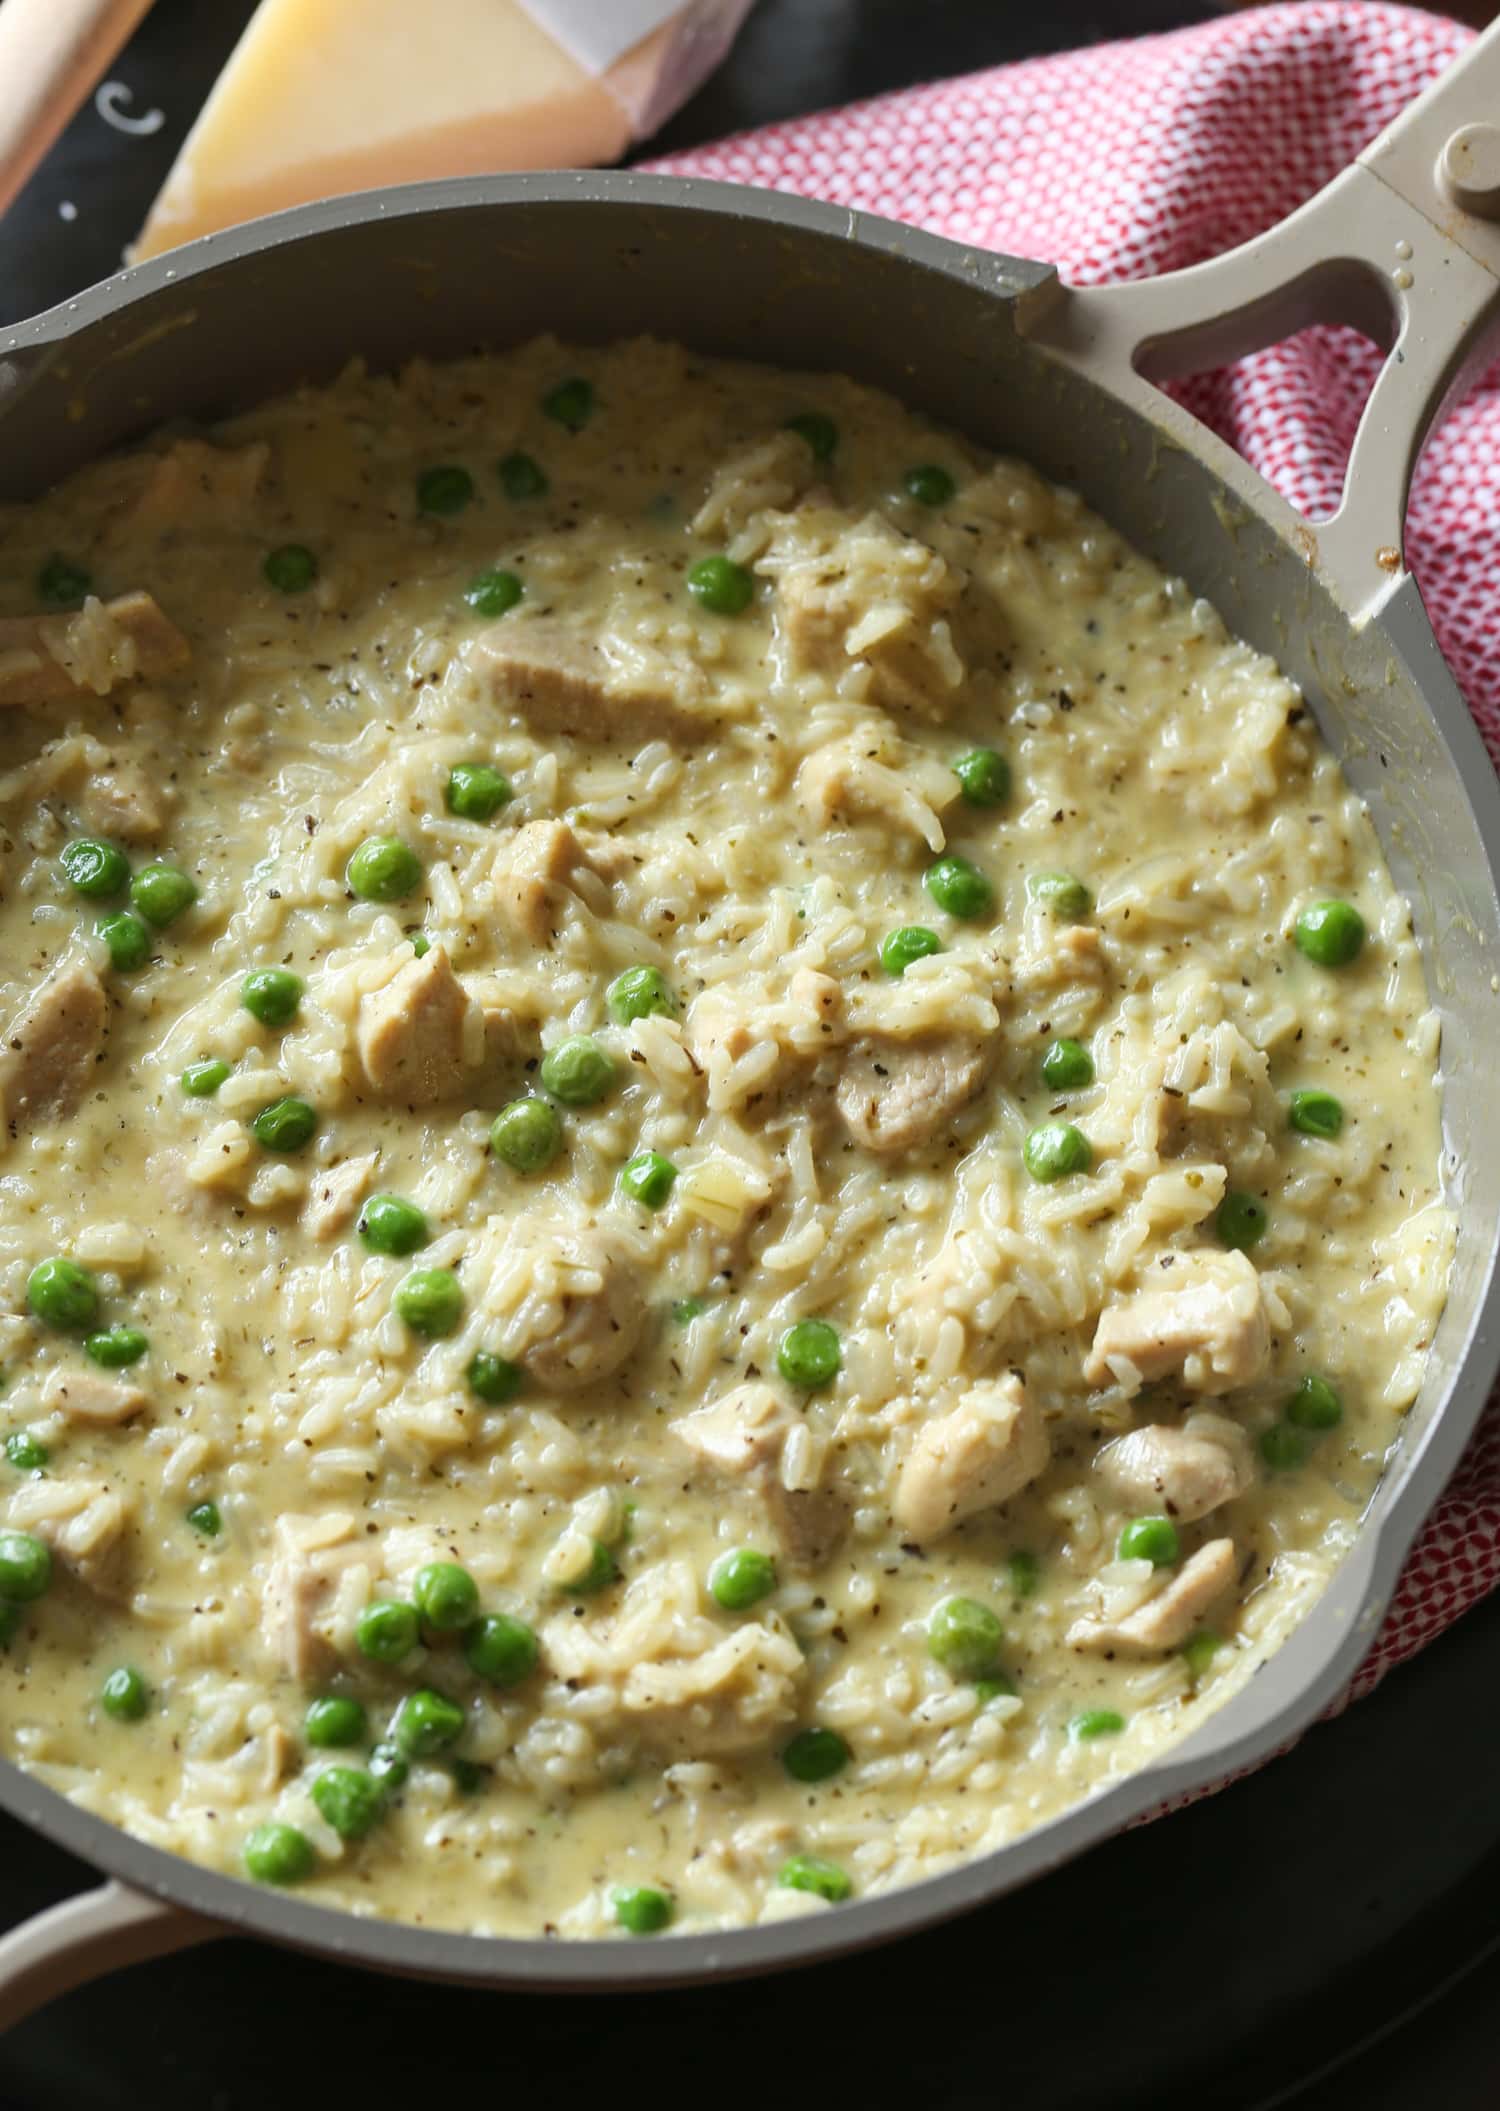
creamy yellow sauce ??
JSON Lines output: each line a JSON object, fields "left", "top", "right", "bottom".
{"left": 0, "top": 338, "right": 1451, "bottom": 1937}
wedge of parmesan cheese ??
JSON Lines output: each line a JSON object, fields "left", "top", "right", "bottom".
{"left": 133, "top": 0, "right": 738, "bottom": 260}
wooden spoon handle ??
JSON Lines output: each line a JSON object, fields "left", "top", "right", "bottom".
{"left": 0, "top": 0, "right": 157, "bottom": 218}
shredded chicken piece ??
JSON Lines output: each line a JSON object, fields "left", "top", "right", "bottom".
{"left": 1069, "top": 1539, "right": 1239, "bottom": 1654}
{"left": 0, "top": 593, "right": 190, "bottom": 708}
{"left": 41, "top": 1368, "right": 147, "bottom": 1427}
{"left": 466, "top": 618, "right": 719, "bottom": 743}
{"left": 795, "top": 732, "right": 958, "bottom": 851}
{"left": 1095, "top": 1417, "right": 1254, "bottom": 1521}
{"left": 835, "top": 1033, "right": 990, "bottom": 1155}
{"left": 1084, "top": 1249, "right": 1271, "bottom": 1397}
{"left": 355, "top": 945, "right": 486, "bottom": 1106}
{"left": 9, "top": 1475, "right": 130, "bottom": 1597}
{"left": 0, "top": 962, "right": 108, "bottom": 1130}
{"left": 512, "top": 1230, "right": 646, "bottom": 1393}
{"left": 116, "top": 438, "right": 269, "bottom": 539}
{"left": 78, "top": 758, "right": 168, "bottom": 842}
{"left": 893, "top": 1375, "right": 1050, "bottom": 1541}
{"left": 260, "top": 1513, "right": 370, "bottom": 1683}
{"left": 491, "top": 819, "right": 612, "bottom": 945}
{"left": 302, "top": 1152, "right": 378, "bottom": 1241}
{"left": 674, "top": 1381, "right": 849, "bottom": 1571}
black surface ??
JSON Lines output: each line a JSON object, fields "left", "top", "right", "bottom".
{"left": 3, "top": 3, "right": 1500, "bottom": 2104}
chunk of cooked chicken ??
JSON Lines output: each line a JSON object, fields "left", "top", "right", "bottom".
{"left": 466, "top": 618, "right": 719, "bottom": 744}
{"left": 758, "top": 506, "right": 968, "bottom": 719}
{"left": 795, "top": 731, "right": 959, "bottom": 852}
{"left": 260, "top": 1512, "right": 371, "bottom": 1683}
{"left": 118, "top": 438, "right": 269, "bottom": 539}
{"left": 0, "top": 962, "right": 108, "bottom": 1130}
{"left": 1095, "top": 1416, "right": 1254, "bottom": 1522}
{"left": 1069, "top": 1539, "right": 1239, "bottom": 1655}
{"left": 302, "top": 1152, "right": 378, "bottom": 1241}
{"left": 510, "top": 1229, "right": 646, "bottom": 1393}
{"left": 9, "top": 1475, "right": 130, "bottom": 1597}
{"left": 0, "top": 593, "right": 190, "bottom": 708}
{"left": 893, "top": 1374, "right": 1050, "bottom": 1541}
{"left": 77, "top": 758, "right": 168, "bottom": 842}
{"left": 355, "top": 945, "right": 485, "bottom": 1106}
{"left": 40, "top": 1368, "right": 147, "bottom": 1427}
{"left": 1084, "top": 1249, "right": 1271, "bottom": 1397}
{"left": 491, "top": 819, "right": 612, "bottom": 946}
{"left": 674, "top": 1381, "right": 849, "bottom": 1571}
{"left": 835, "top": 1033, "right": 990, "bottom": 1156}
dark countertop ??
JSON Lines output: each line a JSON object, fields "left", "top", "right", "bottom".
{"left": 3, "top": 4, "right": 1499, "bottom": 2104}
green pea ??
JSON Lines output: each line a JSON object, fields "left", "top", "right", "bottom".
{"left": 785, "top": 412, "right": 837, "bottom": 461}
{"left": 1027, "top": 870, "right": 1092, "bottom": 918}
{"left": 1181, "top": 1631, "right": 1221, "bottom": 1678}
{"left": 1294, "top": 900, "right": 1365, "bottom": 967}
{"left": 782, "top": 1727, "right": 850, "bottom": 1784}
{"left": 445, "top": 762, "right": 512, "bottom": 820}
{"left": 1117, "top": 1516, "right": 1180, "bottom": 1566}
{"left": 410, "top": 933, "right": 431, "bottom": 958}
{"left": 777, "top": 1855, "right": 852, "bottom": 1903}
{"left": 412, "top": 1561, "right": 479, "bottom": 1633}
{"left": 186, "top": 1500, "right": 221, "bottom": 1537}
{"left": 974, "top": 1674, "right": 1018, "bottom": 1705}
{"left": 466, "top": 1352, "right": 523, "bottom": 1406}
{"left": 1023, "top": 1121, "right": 1092, "bottom": 1183}
{"left": 952, "top": 746, "right": 1010, "bottom": 806}
{"left": 100, "top": 1666, "right": 149, "bottom": 1722}
{"left": 1006, "top": 1551, "right": 1040, "bottom": 1599}
{"left": 95, "top": 910, "right": 151, "bottom": 972}
{"left": 904, "top": 463, "right": 956, "bottom": 506}
{"left": 311, "top": 1765, "right": 384, "bottom": 1841}
{"left": 566, "top": 1540, "right": 619, "bottom": 1597}
{"left": 709, "top": 1548, "right": 777, "bottom": 1613}
{"left": 618, "top": 1149, "right": 677, "bottom": 1210}
{"left": 498, "top": 451, "right": 548, "bottom": 500}
{"left": 1070, "top": 1708, "right": 1125, "bottom": 1740}
{"left": 879, "top": 925, "right": 943, "bottom": 978}
{"left": 368, "top": 1741, "right": 409, "bottom": 1794}
{"left": 606, "top": 965, "right": 678, "bottom": 1026}
{"left": 37, "top": 555, "right": 92, "bottom": 608}
{"left": 60, "top": 837, "right": 129, "bottom": 900}
{"left": 85, "top": 1326, "right": 147, "bottom": 1369}
{"left": 0, "top": 1531, "right": 51, "bottom": 1602}
{"left": 241, "top": 968, "right": 303, "bottom": 1028}
{"left": 416, "top": 464, "right": 474, "bottom": 515}
{"left": 393, "top": 1268, "right": 463, "bottom": 1339}
{"left": 463, "top": 1612, "right": 539, "bottom": 1688}
{"left": 346, "top": 835, "right": 423, "bottom": 903}
{"left": 463, "top": 568, "right": 523, "bottom": 617}
{"left": 1287, "top": 1374, "right": 1343, "bottom": 1431}
{"left": 243, "top": 1821, "right": 315, "bottom": 1886}
{"left": 354, "top": 1599, "right": 419, "bottom": 1666}
{"left": 27, "top": 1257, "right": 98, "bottom": 1332}
{"left": 1289, "top": 1088, "right": 1344, "bottom": 1139}
{"left": 130, "top": 862, "right": 197, "bottom": 928}
{"left": 927, "top": 1595, "right": 1005, "bottom": 1679}
{"left": 923, "top": 854, "right": 994, "bottom": 920}
{"left": 251, "top": 1096, "right": 318, "bottom": 1153}
{"left": 672, "top": 1297, "right": 706, "bottom": 1326}
{"left": 777, "top": 1318, "right": 841, "bottom": 1390}
{"left": 181, "top": 1059, "right": 229, "bottom": 1097}
{"left": 539, "top": 1035, "right": 615, "bottom": 1107}
{"left": 686, "top": 555, "right": 755, "bottom": 616}
{"left": 612, "top": 1883, "right": 674, "bottom": 1935}
{"left": 356, "top": 1193, "right": 429, "bottom": 1258}
{"left": 305, "top": 1694, "right": 367, "bottom": 1749}
{"left": 391, "top": 1688, "right": 465, "bottom": 1757}
{"left": 1041, "top": 1038, "right": 1093, "bottom": 1091}
{"left": 263, "top": 544, "right": 317, "bottom": 593}
{"left": 5, "top": 1432, "right": 48, "bottom": 1471}
{"left": 542, "top": 378, "right": 594, "bottom": 431}
{"left": 1216, "top": 1190, "right": 1268, "bottom": 1251}
{"left": 1259, "top": 1423, "right": 1311, "bottom": 1471}
{"left": 490, "top": 1097, "right": 562, "bottom": 1173}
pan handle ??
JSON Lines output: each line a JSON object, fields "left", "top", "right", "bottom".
{"left": 1029, "top": 21, "right": 1500, "bottom": 621}
{"left": 0, "top": 1881, "right": 221, "bottom": 2031}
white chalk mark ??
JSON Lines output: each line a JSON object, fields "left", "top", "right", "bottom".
{"left": 95, "top": 82, "right": 165, "bottom": 137}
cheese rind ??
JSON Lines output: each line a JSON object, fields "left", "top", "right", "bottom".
{"left": 133, "top": 0, "right": 669, "bottom": 260}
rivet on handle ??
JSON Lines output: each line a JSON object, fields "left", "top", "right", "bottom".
{"left": 1437, "top": 125, "right": 1500, "bottom": 220}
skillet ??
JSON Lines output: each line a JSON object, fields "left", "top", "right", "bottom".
{"left": 0, "top": 18, "right": 1497, "bottom": 2021}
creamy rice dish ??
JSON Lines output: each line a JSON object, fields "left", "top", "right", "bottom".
{"left": 0, "top": 338, "right": 1452, "bottom": 1938}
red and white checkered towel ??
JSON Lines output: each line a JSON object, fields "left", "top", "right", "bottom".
{"left": 652, "top": 2, "right": 1500, "bottom": 1697}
